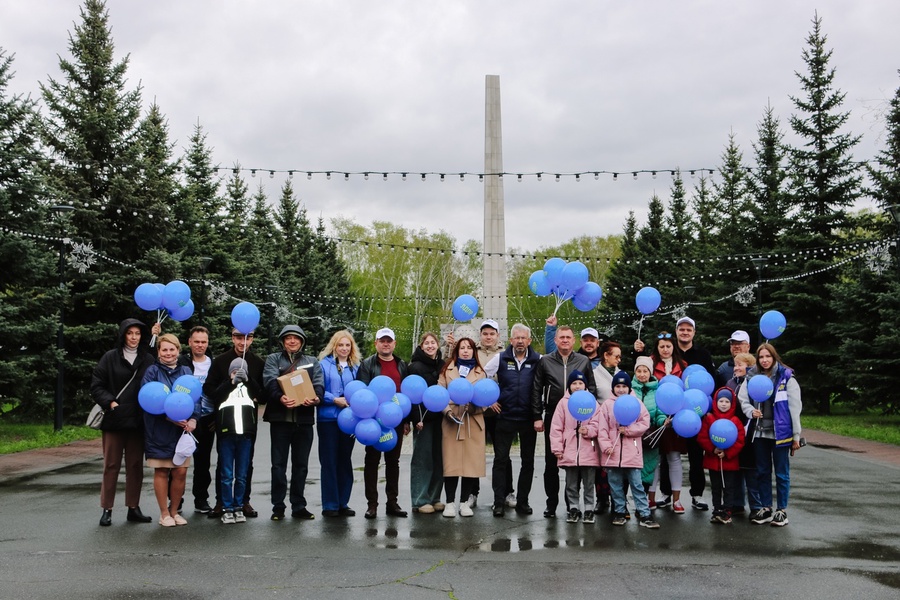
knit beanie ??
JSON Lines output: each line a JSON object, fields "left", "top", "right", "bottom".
{"left": 634, "top": 356, "right": 653, "bottom": 373}
{"left": 229, "top": 357, "right": 248, "bottom": 374}
{"left": 567, "top": 369, "right": 587, "bottom": 389}
{"left": 611, "top": 371, "right": 632, "bottom": 393}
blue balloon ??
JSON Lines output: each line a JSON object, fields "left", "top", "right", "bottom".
{"left": 134, "top": 283, "right": 163, "bottom": 311}
{"left": 528, "top": 270, "right": 552, "bottom": 297}
{"left": 164, "top": 391, "right": 194, "bottom": 422}
{"left": 368, "top": 375, "right": 397, "bottom": 404}
{"left": 709, "top": 418, "right": 739, "bottom": 450}
{"left": 681, "top": 364, "right": 706, "bottom": 383}
{"left": 672, "top": 408, "right": 702, "bottom": 437}
{"left": 567, "top": 390, "right": 597, "bottom": 421}
{"left": 655, "top": 382, "right": 685, "bottom": 415}
{"left": 561, "top": 261, "right": 590, "bottom": 293}
{"left": 685, "top": 370, "right": 715, "bottom": 396}
{"left": 376, "top": 401, "right": 403, "bottom": 428}
{"left": 172, "top": 375, "right": 203, "bottom": 402}
{"left": 747, "top": 374, "right": 774, "bottom": 403}
{"left": 153, "top": 283, "right": 166, "bottom": 307}
{"left": 543, "top": 257, "right": 567, "bottom": 288}
{"left": 138, "top": 381, "right": 169, "bottom": 415}
{"left": 349, "top": 389, "right": 379, "bottom": 419}
{"left": 760, "top": 310, "right": 787, "bottom": 340}
{"left": 344, "top": 380, "right": 367, "bottom": 401}
{"left": 422, "top": 385, "right": 450, "bottom": 413}
{"left": 162, "top": 280, "right": 192, "bottom": 313}
{"left": 373, "top": 426, "right": 398, "bottom": 452}
{"left": 635, "top": 287, "right": 661, "bottom": 315}
{"left": 337, "top": 407, "right": 360, "bottom": 435}
{"left": 472, "top": 379, "right": 500, "bottom": 408}
{"left": 447, "top": 378, "right": 474, "bottom": 405}
{"left": 684, "top": 388, "right": 711, "bottom": 416}
{"left": 391, "top": 392, "right": 412, "bottom": 418}
{"left": 451, "top": 294, "right": 479, "bottom": 322}
{"left": 354, "top": 418, "right": 382, "bottom": 446}
{"left": 231, "top": 302, "right": 260, "bottom": 334}
{"left": 572, "top": 282, "right": 603, "bottom": 312}
{"left": 400, "top": 374, "right": 428, "bottom": 404}
{"left": 613, "top": 395, "right": 641, "bottom": 426}
{"left": 659, "top": 375, "right": 684, "bottom": 390}
{"left": 168, "top": 299, "right": 194, "bottom": 322}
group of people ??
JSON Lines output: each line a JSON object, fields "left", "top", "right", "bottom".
{"left": 91, "top": 312, "right": 802, "bottom": 530}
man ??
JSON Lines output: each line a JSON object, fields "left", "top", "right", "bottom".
{"left": 358, "top": 328, "right": 410, "bottom": 519}
{"left": 483, "top": 323, "right": 540, "bottom": 517}
{"left": 717, "top": 330, "right": 751, "bottom": 383}
{"left": 262, "top": 325, "right": 324, "bottom": 521}
{"left": 530, "top": 325, "right": 597, "bottom": 518}
{"left": 543, "top": 314, "right": 608, "bottom": 369}
{"left": 203, "top": 327, "right": 265, "bottom": 518}
{"left": 177, "top": 326, "right": 216, "bottom": 514}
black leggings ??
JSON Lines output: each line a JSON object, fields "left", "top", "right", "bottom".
{"left": 444, "top": 476, "right": 478, "bottom": 503}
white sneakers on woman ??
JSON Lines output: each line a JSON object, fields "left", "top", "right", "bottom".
{"left": 442, "top": 503, "right": 457, "bottom": 518}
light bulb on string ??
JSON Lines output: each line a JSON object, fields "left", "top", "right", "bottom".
{"left": 326, "top": 172, "right": 332, "bottom": 180}
{"left": 307, "top": 172, "right": 312, "bottom": 179}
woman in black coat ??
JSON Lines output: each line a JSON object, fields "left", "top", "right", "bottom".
{"left": 408, "top": 332, "right": 445, "bottom": 514}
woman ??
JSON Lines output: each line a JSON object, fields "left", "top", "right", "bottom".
{"left": 141, "top": 333, "right": 197, "bottom": 527}
{"left": 317, "top": 330, "right": 361, "bottom": 517}
{"left": 438, "top": 337, "right": 486, "bottom": 518}
{"left": 407, "top": 332, "right": 445, "bottom": 514}
{"left": 592, "top": 340, "right": 623, "bottom": 392}
{"left": 90, "top": 318, "right": 157, "bottom": 526}
{"left": 651, "top": 331, "right": 689, "bottom": 513}
{"left": 738, "top": 343, "right": 802, "bottom": 527}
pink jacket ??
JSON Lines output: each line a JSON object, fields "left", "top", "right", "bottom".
{"left": 549, "top": 396, "right": 601, "bottom": 467}
{"left": 597, "top": 395, "right": 650, "bottom": 469}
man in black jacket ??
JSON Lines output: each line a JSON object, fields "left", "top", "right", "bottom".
{"left": 177, "top": 326, "right": 216, "bottom": 514}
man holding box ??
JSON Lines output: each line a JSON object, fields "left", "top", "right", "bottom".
{"left": 262, "top": 325, "right": 325, "bottom": 521}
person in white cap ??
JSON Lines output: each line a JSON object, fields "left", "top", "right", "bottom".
{"left": 358, "top": 327, "right": 410, "bottom": 519}
{"left": 717, "top": 330, "right": 752, "bottom": 383}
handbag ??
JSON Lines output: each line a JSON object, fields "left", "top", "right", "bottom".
{"left": 87, "top": 370, "right": 139, "bottom": 430}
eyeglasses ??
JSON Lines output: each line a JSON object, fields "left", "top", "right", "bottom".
{"left": 232, "top": 333, "right": 255, "bottom": 339}
{"left": 657, "top": 333, "right": 672, "bottom": 339}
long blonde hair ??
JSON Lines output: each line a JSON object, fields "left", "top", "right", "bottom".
{"left": 318, "top": 329, "right": 361, "bottom": 366}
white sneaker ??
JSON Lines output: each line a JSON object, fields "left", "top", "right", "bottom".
{"left": 234, "top": 510, "right": 246, "bottom": 523}
{"left": 459, "top": 502, "right": 474, "bottom": 517}
{"left": 221, "top": 511, "right": 236, "bottom": 524}
{"left": 466, "top": 494, "right": 477, "bottom": 508}
{"left": 442, "top": 503, "right": 457, "bottom": 518}
{"left": 505, "top": 493, "right": 517, "bottom": 508}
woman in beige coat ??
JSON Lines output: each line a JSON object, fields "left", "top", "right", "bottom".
{"left": 438, "top": 337, "right": 487, "bottom": 518}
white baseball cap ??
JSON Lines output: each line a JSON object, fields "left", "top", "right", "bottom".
{"left": 727, "top": 330, "right": 750, "bottom": 344}
{"left": 480, "top": 319, "right": 499, "bottom": 331}
{"left": 580, "top": 327, "right": 599, "bottom": 339}
{"left": 375, "top": 327, "right": 396, "bottom": 341}
{"left": 172, "top": 433, "right": 197, "bottom": 466}
{"left": 676, "top": 316, "right": 696, "bottom": 329}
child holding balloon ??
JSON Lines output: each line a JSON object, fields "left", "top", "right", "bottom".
{"left": 597, "top": 372, "right": 659, "bottom": 528}
{"left": 550, "top": 371, "right": 601, "bottom": 524}
{"left": 697, "top": 388, "right": 745, "bottom": 524}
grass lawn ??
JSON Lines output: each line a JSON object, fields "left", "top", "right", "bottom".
{"left": 803, "top": 410, "right": 900, "bottom": 446}
{"left": 0, "top": 423, "right": 101, "bottom": 455}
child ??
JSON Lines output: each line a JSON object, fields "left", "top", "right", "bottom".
{"left": 697, "top": 388, "right": 746, "bottom": 524}
{"left": 550, "top": 371, "right": 601, "bottom": 524}
{"left": 728, "top": 352, "right": 761, "bottom": 519}
{"left": 632, "top": 356, "right": 665, "bottom": 510}
{"left": 597, "top": 372, "right": 659, "bottom": 529}
{"left": 215, "top": 358, "right": 258, "bottom": 524}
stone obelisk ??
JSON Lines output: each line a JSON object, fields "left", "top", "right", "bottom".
{"left": 483, "top": 75, "right": 508, "bottom": 342}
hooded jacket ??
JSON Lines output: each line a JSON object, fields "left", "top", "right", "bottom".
{"left": 549, "top": 396, "right": 601, "bottom": 467}
{"left": 90, "top": 319, "right": 155, "bottom": 432}
{"left": 697, "top": 392, "right": 746, "bottom": 471}
{"left": 262, "top": 349, "right": 325, "bottom": 425}
{"left": 596, "top": 395, "right": 650, "bottom": 469}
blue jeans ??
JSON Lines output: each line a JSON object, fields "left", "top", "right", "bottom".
{"left": 410, "top": 420, "right": 444, "bottom": 508}
{"left": 218, "top": 433, "right": 252, "bottom": 511}
{"left": 317, "top": 421, "right": 355, "bottom": 511}
{"left": 607, "top": 467, "right": 650, "bottom": 518}
{"left": 270, "top": 422, "right": 314, "bottom": 513}
{"left": 754, "top": 437, "right": 791, "bottom": 510}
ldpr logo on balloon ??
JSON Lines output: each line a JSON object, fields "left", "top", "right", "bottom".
{"left": 451, "top": 294, "right": 479, "bottom": 322}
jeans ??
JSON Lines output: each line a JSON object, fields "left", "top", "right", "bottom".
{"left": 191, "top": 414, "right": 217, "bottom": 506}
{"left": 219, "top": 433, "right": 252, "bottom": 511}
{"left": 741, "top": 467, "right": 762, "bottom": 511}
{"left": 410, "top": 420, "right": 444, "bottom": 508}
{"left": 270, "top": 421, "right": 314, "bottom": 513}
{"left": 317, "top": 421, "right": 355, "bottom": 511}
{"left": 564, "top": 466, "right": 596, "bottom": 512}
{"left": 492, "top": 419, "right": 536, "bottom": 507}
{"left": 754, "top": 438, "right": 791, "bottom": 510}
{"left": 607, "top": 467, "right": 651, "bottom": 518}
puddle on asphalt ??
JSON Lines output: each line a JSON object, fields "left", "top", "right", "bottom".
{"left": 794, "top": 539, "right": 900, "bottom": 562}
{"left": 810, "top": 443, "right": 864, "bottom": 453}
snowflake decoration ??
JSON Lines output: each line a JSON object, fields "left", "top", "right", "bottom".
{"left": 67, "top": 241, "right": 97, "bottom": 273}
{"left": 865, "top": 243, "right": 894, "bottom": 276}
{"left": 735, "top": 284, "right": 756, "bottom": 307}
{"left": 274, "top": 304, "right": 293, "bottom": 323}
{"left": 600, "top": 326, "right": 616, "bottom": 338}
{"left": 630, "top": 319, "right": 643, "bottom": 333}
{"left": 671, "top": 306, "right": 688, "bottom": 322}
{"left": 206, "top": 283, "right": 231, "bottom": 306}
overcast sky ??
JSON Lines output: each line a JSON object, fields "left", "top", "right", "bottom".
{"left": 3, "top": 1, "right": 898, "bottom": 250}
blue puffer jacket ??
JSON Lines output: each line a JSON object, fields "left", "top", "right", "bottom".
{"left": 496, "top": 345, "right": 541, "bottom": 421}
{"left": 141, "top": 361, "right": 196, "bottom": 460}
{"left": 318, "top": 355, "right": 360, "bottom": 422}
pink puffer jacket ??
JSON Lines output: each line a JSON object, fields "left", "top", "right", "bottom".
{"left": 597, "top": 395, "right": 650, "bottom": 468}
{"left": 549, "top": 396, "right": 601, "bottom": 467}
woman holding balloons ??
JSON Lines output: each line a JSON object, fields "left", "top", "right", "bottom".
{"left": 738, "top": 343, "right": 802, "bottom": 527}
{"left": 649, "top": 332, "right": 690, "bottom": 513}
{"left": 141, "top": 333, "right": 198, "bottom": 527}
{"left": 438, "top": 337, "right": 487, "bottom": 518}
{"left": 91, "top": 318, "right": 158, "bottom": 527}
{"left": 407, "top": 332, "right": 445, "bottom": 514}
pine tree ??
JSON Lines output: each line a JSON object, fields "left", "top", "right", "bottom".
{"left": 747, "top": 104, "right": 791, "bottom": 252}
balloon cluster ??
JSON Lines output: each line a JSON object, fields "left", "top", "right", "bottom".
{"left": 134, "top": 281, "right": 194, "bottom": 322}
{"left": 138, "top": 375, "right": 202, "bottom": 421}
{"left": 650, "top": 365, "right": 719, "bottom": 439}
{"left": 336, "top": 376, "right": 416, "bottom": 452}
{"left": 528, "top": 258, "right": 603, "bottom": 314}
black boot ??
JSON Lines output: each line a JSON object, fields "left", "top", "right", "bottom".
{"left": 127, "top": 506, "right": 152, "bottom": 523}
{"left": 99, "top": 509, "right": 112, "bottom": 526}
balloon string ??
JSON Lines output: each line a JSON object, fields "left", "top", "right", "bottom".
{"left": 636, "top": 315, "right": 645, "bottom": 340}
{"left": 647, "top": 422, "right": 667, "bottom": 446}
{"left": 603, "top": 432, "right": 621, "bottom": 466}
{"left": 719, "top": 456, "right": 725, "bottom": 490}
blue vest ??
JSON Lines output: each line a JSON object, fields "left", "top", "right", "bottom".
{"left": 772, "top": 366, "right": 794, "bottom": 447}
{"left": 496, "top": 346, "right": 541, "bottom": 421}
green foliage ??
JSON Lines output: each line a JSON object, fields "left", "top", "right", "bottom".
{"left": 0, "top": 423, "right": 101, "bottom": 454}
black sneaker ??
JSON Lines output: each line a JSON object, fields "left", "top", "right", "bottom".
{"left": 271, "top": 509, "right": 286, "bottom": 521}
{"left": 566, "top": 508, "right": 581, "bottom": 523}
{"left": 656, "top": 495, "right": 671, "bottom": 508}
{"left": 692, "top": 497, "right": 709, "bottom": 511}
{"left": 639, "top": 515, "right": 660, "bottom": 529}
{"left": 770, "top": 509, "right": 788, "bottom": 527}
{"left": 751, "top": 507, "right": 774, "bottom": 525}
{"left": 292, "top": 508, "right": 315, "bottom": 520}
{"left": 543, "top": 509, "right": 556, "bottom": 519}
{"left": 611, "top": 513, "right": 626, "bottom": 526}
{"left": 582, "top": 510, "right": 595, "bottom": 524}
{"left": 194, "top": 501, "right": 213, "bottom": 514}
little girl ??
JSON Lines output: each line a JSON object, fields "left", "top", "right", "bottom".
{"left": 598, "top": 372, "right": 659, "bottom": 528}
{"left": 697, "top": 388, "right": 746, "bottom": 524}
{"left": 550, "top": 371, "right": 601, "bottom": 524}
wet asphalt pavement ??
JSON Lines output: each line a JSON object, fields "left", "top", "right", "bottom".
{"left": 1, "top": 427, "right": 898, "bottom": 599}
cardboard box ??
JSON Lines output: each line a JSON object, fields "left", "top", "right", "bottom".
{"left": 277, "top": 366, "right": 317, "bottom": 402}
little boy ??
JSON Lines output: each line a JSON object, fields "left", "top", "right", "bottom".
{"left": 216, "top": 358, "right": 258, "bottom": 524}
{"left": 698, "top": 388, "right": 746, "bottom": 524}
